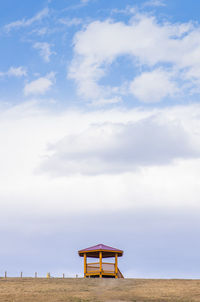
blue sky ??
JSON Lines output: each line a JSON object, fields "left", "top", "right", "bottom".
{"left": 2, "top": 0, "right": 200, "bottom": 107}
{"left": 1, "top": 0, "right": 200, "bottom": 278}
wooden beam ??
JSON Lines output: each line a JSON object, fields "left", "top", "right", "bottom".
{"left": 84, "top": 253, "right": 87, "bottom": 278}
{"left": 115, "top": 253, "right": 118, "bottom": 278}
{"left": 99, "top": 251, "right": 102, "bottom": 278}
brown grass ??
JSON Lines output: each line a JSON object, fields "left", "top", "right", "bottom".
{"left": 0, "top": 278, "right": 200, "bottom": 302}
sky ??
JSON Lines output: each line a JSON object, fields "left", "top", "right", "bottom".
{"left": 0, "top": 0, "right": 200, "bottom": 278}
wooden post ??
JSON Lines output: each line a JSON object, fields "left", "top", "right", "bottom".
{"left": 115, "top": 253, "right": 118, "bottom": 278}
{"left": 84, "top": 253, "right": 87, "bottom": 278}
{"left": 63, "top": 273, "right": 65, "bottom": 278}
{"left": 5, "top": 271, "right": 7, "bottom": 278}
{"left": 20, "top": 272, "right": 23, "bottom": 278}
{"left": 99, "top": 251, "right": 102, "bottom": 278}
{"left": 35, "top": 272, "right": 37, "bottom": 278}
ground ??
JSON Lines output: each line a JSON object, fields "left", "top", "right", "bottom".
{"left": 0, "top": 278, "right": 200, "bottom": 302}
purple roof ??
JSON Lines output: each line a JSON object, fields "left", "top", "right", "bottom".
{"left": 79, "top": 243, "right": 123, "bottom": 253}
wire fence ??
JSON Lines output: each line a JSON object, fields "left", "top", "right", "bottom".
{"left": 1, "top": 271, "right": 79, "bottom": 279}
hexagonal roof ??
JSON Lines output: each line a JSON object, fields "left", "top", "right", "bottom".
{"left": 78, "top": 243, "right": 123, "bottom": 258}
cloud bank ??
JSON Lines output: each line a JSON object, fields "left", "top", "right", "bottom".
{"left": 40, "top": 116, "right": 199, "bottom": 175}
{"left": 0, "top": 102, "right": 200, "bottom": 217}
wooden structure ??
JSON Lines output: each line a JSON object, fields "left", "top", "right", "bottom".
{"left": 78, "top": 243, "right": 124, "bottom": 278}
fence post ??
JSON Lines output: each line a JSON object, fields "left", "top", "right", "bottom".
{"left": 35, "top": 272, "right": 37, "bottom": 278}
{"left": 20, "top": 272, "right": 23, "bottom": 278}
{"left": 63, "top": 273, "right": 65, "bottom": 279}
{"left": 5, "top": 271, "right": 7, "bottom": 278}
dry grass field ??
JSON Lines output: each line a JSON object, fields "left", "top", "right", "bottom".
{"left": 0, "top": 278, "right": 200, "bottom": 302}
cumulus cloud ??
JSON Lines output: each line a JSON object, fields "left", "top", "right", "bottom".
{"left": 0, "top": 66, "right": 27, "bottom": 77}
{"left": 130, "top": 69, "right": 178, "bottom": 102}
{"left": 24, "top": 72, "right": 55, "bottom": 96}
{"left": 69, "top": 15, "right": 200, "bottom": 104}
{"left": 33, "top": 42, "right": 55, "bottom": 62}
{"left": 4, "top": 8, "right": 49, "bottom": 32}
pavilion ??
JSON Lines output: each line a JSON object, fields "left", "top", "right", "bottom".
{"left": 78, "top": 243, "right": 124, "bottom": 278}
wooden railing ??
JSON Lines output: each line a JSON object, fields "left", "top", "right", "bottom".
{"left": 86, "top": 262, "right": 115, "bottom": 273}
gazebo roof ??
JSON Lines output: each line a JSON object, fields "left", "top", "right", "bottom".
{"left": 78, "top": 243, "right": 123, "bottom": 258}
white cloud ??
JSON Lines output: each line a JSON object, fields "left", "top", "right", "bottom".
{"left": 130, "top": 69, "right": 178, "bottom": 102}
{"left": 24, "top": 72, "right": 55, "bottom": 96}
{"left": 69, "top": 15, "right": 200, "bottom": 103}
{"left": 0, "top": 66, "right": 27, "bottom": 77}
{"left": 33, "top": 42, "right": 55, "bottom": 62}
{"left": 40, "top": 114, "right": 199, "bottom": 176}
{"left": 0, "top": 102, "right": 200, "bottom": 218}
{"left": 34, "top": 27, "right": 48, "bottom": 36}
{"left": 92, "top": 96, "right": 122, "bottom": 106}
{"left": 111, "top": 5, "right": 137, "bottom": 15}
{"left": 59, "top": 18, "right": 82, "bottom": 27}
{"left": 143, "top": 0, "right": 166, "bottom": 7}
{"left": 4, "top": 8, "right": 49, "bottom": 32}
{"left": 80, "top": 0, "right": 90, "bottom": 3}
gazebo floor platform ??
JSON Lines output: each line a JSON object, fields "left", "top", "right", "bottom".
{"left": 85, "top": 272, "right": 117, "bottom": 278}
{"left": 86, "top": 274, "right": 115, "bottom": 278}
